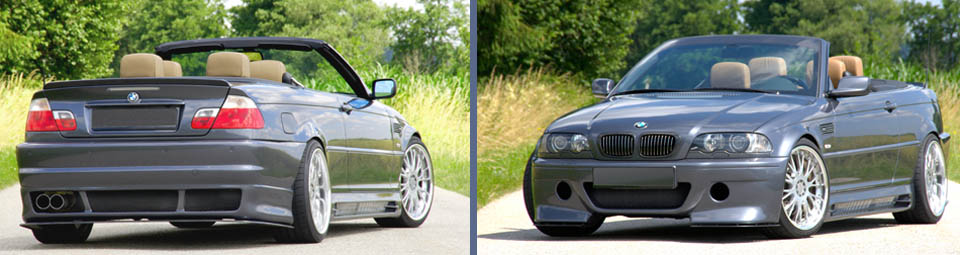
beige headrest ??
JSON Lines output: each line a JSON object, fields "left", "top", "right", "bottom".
{"left": 806, "top": 60, "right": 814, "bottom": 86}
{"left": 828, "top": 59, "right": 846, "bottom": 89}
{"left": 829, "top": 56, "right": 863, "bottom": 76}
{"left": 163, "top": 61, "right": 182, "bottom": 77}
{"left": 120, "top": 53, "right": 163, "bottom": 77}
{"left": 250, "top": 60, "right": 287, "bottom": 82}
{"left": 206, "top": 52, "right": 250, "bottom": 77}
{"left": 710, "top": 62, "right": 751, "bottom": 89}
{"left": 748, "top": 57, "right": 787, "bottom": 81}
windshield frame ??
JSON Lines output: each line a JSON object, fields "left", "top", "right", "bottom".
{"left": 610, "top": 35, "right": 828, "bottom": 98}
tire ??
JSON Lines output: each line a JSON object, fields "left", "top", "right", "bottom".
{"left": 275, "top": 141, "right": 332, "bottom": 243}
{"left": 376, "top": 137, "right": 434, "bottom": 228}
{"left": 762, "top": 138, "right": 829, "bottom": 239}
{"left": 894, "top": 134, "right": 948, "bottom": 224}
{"left": 170, "top": 221, "right": 215, "bottom": 228}
{"left": 31, "top": 223, "right": 92, "bottom": 244}
{"left": 524, "top": 151, "right": 604, "bottom": 237}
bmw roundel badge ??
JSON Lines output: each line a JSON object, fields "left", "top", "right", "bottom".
{"left": 127, "top": 92, "right": 140, "bottom": 103}
{"left": 634, "top": 121, "right": 647, "bottom": 129}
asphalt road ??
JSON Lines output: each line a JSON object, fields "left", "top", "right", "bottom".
{"left": 0, "top": 184, "right": 469, "bottom": 255}
{"left": 479, "top": 181, "right": 960, "bottom": 255}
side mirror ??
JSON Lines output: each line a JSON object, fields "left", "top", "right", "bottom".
{"left": 827, "top": 76, "right": 870, "bottom": 98}
{"left": 592, "top": 78, "right": 615, "bottom": 98}
{"left": 372, "top": 78, "right": 397, "bottom": 99}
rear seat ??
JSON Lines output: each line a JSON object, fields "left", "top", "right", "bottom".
{"left": 162, "top": 60, "right": 182, "bottom": 77}
{"left": 119, "top": 53, "right": 164, "bottom": 77}
{"left": 206, "top": 52, "right": 250, "bottom": 77}
{"left": 250, "top": 60, "right": 286, "bottom": 82}
{"left": 747, "top": 57, "right": 787, "bottom": 81}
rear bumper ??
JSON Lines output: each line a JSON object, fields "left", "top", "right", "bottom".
{"left": 531, "top": 157, "right": 788, "bottom": 226}
{"left": 16, "top": 140, "right": 305, "bottom": 226}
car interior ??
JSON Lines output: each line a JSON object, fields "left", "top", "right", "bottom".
{"left": 119, "top": 52, "right": 302, "bottom": 86}
{"left": 707, "top": 55, "right": 906, "bottom": 93}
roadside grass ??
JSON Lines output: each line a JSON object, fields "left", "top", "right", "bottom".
{"left": 477, "top": 69, "right": 593, "bottom": 206}
{"left": 0, "top": 72, "right": 42, "bottom": 189}
{"left": 0, "top": 69, "right": 471, "bottom": 196}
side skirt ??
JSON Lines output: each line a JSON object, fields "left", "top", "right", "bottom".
{"left": 824, "top": 184, "right": 912, "bottom": 222}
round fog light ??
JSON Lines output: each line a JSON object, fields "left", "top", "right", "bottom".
{"left": 556, "top": 181, "right": 572, "bottom": 200}
{"left": 710, "top": 182, "right": 730, "bottom": 201}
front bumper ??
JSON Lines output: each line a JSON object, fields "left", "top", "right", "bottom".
{"left": 16, "top": 140, "right": 305, "bottom": 227}
{"left": 531, "top": 157, "right": 788, "bottom": 226}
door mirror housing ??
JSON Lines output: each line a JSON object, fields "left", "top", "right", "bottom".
{"left": 828, "top": 76, "right": 870, "bottom": 98}
{"left": 592, "top": 78, "right": 615, "bottom": 98}
{"left": 372, "top": 78, "right": 397, "bottom": 99}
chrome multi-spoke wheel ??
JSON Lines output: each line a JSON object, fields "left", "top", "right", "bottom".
{"left": 376, "top": 137, "right": 433, "bottom": 228}
{"left": 924, "top": 140, "right": 947, "bottom": 217}
{"left": 782, "top": 145, "right": 828, "bottom": 231}
{"left": 276, "top": 142, "right": 331, "bottom": 243}
{"left": 401, "top": 143, "right": 433, "bottom": 221}
{"left": 308, "top": 148, "right": 332, "bottom": 234}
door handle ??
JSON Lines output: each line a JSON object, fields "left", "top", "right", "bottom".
{"left": 884, "top": 101, "right": 897, "bottom": 112}
{"left": 339, "top": 102, "right": 354, "bottom": 114}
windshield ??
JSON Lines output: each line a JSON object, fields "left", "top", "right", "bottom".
{"left": 169, "top": 49, "right": 354, "bottom": 94}
{"left": 613, "top": 42, "right": 821, "bottom": 96}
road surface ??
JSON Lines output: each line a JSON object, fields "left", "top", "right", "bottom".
{"left": 479, "top": 182, "right": 960, "bottom": 254}
{"left": 0, "top": 184, "right": 469, "bottom": 255}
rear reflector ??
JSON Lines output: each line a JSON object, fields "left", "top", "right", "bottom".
{"left": 192, "top": 95, "right": 264, "bottom": 130}
{"left": 26, "top": 98, "right": 76, "bottom": 131}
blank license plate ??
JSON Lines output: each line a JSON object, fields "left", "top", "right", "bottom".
{"left": 593, "top": 167, "right": 676, "bottom": 189}
{"left": 91, "top": 106, "right": 180, "bottom": 131}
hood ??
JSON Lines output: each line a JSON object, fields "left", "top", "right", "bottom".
{"left": 547, "top": 92, "right": 814, "bottom": 137}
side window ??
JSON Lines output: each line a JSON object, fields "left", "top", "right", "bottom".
{"left": 260, "top": 49, "right": 354, "bottom": 94}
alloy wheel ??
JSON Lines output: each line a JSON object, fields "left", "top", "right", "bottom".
{"left": 400, "top": 144, "right": 433, "bottom": 221}
{"left": 782, "top": 145, "right": 829, "bottom": 231}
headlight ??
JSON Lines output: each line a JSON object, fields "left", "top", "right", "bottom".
{"left": 538, "top": 133, "right": 592, "bottom": 158}
{"left": 689, "top": 133, "right": 772, "bottom": 158}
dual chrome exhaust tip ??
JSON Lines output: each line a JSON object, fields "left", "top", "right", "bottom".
{"left": 34, "top": 193, "right": 72, "bottom": 211}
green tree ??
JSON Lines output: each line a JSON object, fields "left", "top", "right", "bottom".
{"left": 113, "top": 0, "right": 230, "bottom": 76}
{"left": 386, "top": 0, "right": 468, "bottom": 74}
{"left": 625, "top": 0, "right": 741, "bottom": 71}
{"left": 902, "top": 0, "right": 960, "bottom": 71}
{"left": 232, "top": 0, "right": 391, "bottom": 69}
{"left": 742, "top": 0, "right": 905, "bottom": 59}
{"left": 0, "top": 0, "right": 127, "bottom": 79}
{"left": 229, "top": 0, "right": 282, "bottom": 37}
{"left": 479, "top": 0, "right": 641, "bottom": 78}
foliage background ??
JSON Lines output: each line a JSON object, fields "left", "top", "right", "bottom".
{"left": 0, "top": 0, "right": 470, "bottom": 196}
{"left": 478, "top": 0, "right": 960, "bottom": 206}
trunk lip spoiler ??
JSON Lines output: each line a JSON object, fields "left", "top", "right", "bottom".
{"left": 44, "top": 77, "right": 231, "bottom": 90}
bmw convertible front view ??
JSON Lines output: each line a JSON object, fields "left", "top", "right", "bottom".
{"left": 524, "top": 35, "right": 950, "bottom": 238}
{"left": 17, "top": 37, "right": 434, "bottom": 244}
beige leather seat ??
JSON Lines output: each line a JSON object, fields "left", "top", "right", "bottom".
{"left": 250, "top": 60, "right": 287, "bottom": 82}
{"left": 120, "top": 53, "right": 164, "bottom": 77}
{"left": 710, "top": 62, "right": 751, "bottom": 89}
{"left": 829, "top": 56, "right": 863, "bottom": 76}
{"left": 748, "top": 57, "right": 787, "bottom": 81}
{"left": 806, "top": 61, "right": 814, "bottom": 86}
{"left": 163, "top": 60, "right": 182, "bottom": 77}
{"left": 206, "top": 52, "right": 250, "bottom": 77}
{"left": 828, "top": 59, "right": 846, "bottom": 89}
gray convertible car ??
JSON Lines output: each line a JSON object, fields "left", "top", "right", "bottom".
{"left": 17, "top": 37, "right": 433, "bottom": 243}
{"left": 524, "top": 35, "right": 950, "bottom": 238}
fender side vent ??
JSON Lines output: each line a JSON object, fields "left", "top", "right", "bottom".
{"left": 819, "top": 123, "right": 835, "bottom": 135}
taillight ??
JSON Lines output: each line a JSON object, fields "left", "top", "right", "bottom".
{"left": 192, "top": 95, "right": 264, "bottom": 130}
{"left": 26, "top": 98, "right": 76, "bottom": 132}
